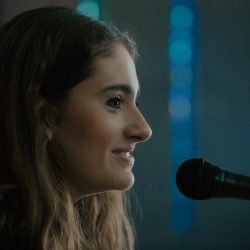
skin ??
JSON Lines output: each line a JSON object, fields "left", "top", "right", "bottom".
{"left": 52, "top": 44, "right": 152, "bottom": 200}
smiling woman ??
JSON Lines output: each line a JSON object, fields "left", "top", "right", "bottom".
{"left": 53, "top": 44, "right": 151, "bottom": 200}
{"left": 0, "top": 7, "right": 152, "bottom": 250}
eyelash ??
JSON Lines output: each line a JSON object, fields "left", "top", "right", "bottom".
{"left": 106, "top": 96, "right": 140, "bottom": 109}
{"left": 106, "top": 96, "right": 124, "bottom": 109}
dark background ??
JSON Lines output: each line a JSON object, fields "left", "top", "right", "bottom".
{"left": 1, "top": 1, "right": 250, "bottom": 249}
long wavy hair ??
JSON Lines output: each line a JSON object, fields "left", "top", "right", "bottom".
{"left": 0, "top": 7, "right": 137, "bottom": 250}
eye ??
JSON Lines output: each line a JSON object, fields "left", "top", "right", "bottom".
{"left": 106, "top": 96, "right": 123, "bottom": 109}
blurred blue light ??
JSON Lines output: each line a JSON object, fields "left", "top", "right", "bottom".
{"left": 170, "top": 66, "right": 193, "bottom": 86}
{"left": 169, "top": 96, "right": 191, "bottom": 120}
{"left": 169, "top": 87, "right": 192, "bottom": 102}
{"left": 169, "top": 178, "right": 194, "bottom": 234}
{"left": 170, "top": 138, "right": 193, "bottom": 158}
{"left": 170, "top": 29, "right": 193, "bottom": 45}
{"left": 77, "top": 0, "right": 100, "bottom": 19}
{"left": 170, "top": 5, "right": 193, "bottom": 29}
{"left": 170, "top": 207, "right": 193, "bottom": 233}
{"left": 168, "top": 0, "right": 195, "bottom": 234}
{"left": 169, "top": 40, "right": 192, "bottom": 65}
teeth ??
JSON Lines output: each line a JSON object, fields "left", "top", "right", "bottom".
{"left": 120, "top": 152, "right": 131, "bottom": 157}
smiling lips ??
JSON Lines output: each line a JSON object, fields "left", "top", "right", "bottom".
{"left": 112, "top": 148, "right": 135, "bottom": 167}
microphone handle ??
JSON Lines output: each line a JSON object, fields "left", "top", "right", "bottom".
{"left": 213, "top": 170, "right": 250, "bottom": 200}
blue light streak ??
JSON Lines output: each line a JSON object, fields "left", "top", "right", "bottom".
{"left": 168, "top": 0, "right": 197, "bottom": 234}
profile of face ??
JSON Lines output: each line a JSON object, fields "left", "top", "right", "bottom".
{"left": 52, "top": 44, "right": 152, "bottom": 200}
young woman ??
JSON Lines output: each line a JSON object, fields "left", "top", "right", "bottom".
{"left": 0, "top": 6, "right": 152, "bottom": 250}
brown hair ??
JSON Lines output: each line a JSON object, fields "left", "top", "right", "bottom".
{"left": 0, "top": 6, "right": 137, "bottom": 249}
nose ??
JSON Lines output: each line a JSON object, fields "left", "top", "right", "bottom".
{"left": 124, "top": 108, "right": 152, "bottom": 143}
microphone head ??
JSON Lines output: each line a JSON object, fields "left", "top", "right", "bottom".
{"left": 176, "top": 158, "right": 220, "bottom": 200}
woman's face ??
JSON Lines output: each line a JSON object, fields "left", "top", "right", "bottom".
{"left": 53, "top": 44, "right": 152, "bottom": 199}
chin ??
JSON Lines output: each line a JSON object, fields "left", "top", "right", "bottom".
{"left": 114, "top": 174, "right": 135, "bottom": 191}
{"left": 72, "top": 172, "right": 135, "bottom": 199}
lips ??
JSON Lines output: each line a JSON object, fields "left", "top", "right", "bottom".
{"left": 112, "top": 147, "right": 135, "bottom": 166}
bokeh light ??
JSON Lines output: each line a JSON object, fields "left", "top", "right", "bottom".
{"left": 77, "top": 0, "right": 100, "bottom": 19}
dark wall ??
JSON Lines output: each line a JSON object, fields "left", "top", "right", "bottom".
{"left": 194, "top": 1, "right": 250, "bottom": 249}
{"left": 107, "top": 0, "right": 250, "bottom": 250}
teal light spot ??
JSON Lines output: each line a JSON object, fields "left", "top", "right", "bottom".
{"left": 169, "top": 40, "right": 192, "bottom": 65}
{"left": 77, "top": 1, "right": 100, "bottom": 19}
{"left": 170, "top": 5, "right": 193, "bottom": 29}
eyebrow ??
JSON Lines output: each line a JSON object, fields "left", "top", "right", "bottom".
{"left": 99, "top": 83, "right": 140, "bottom": 97}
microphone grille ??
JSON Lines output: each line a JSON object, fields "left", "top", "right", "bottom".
{"left": 176, "top": 158, "right": 219, "bottom": 200}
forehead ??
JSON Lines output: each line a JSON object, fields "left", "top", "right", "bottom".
{"left": 87, "top": 44, "right": 140, "bottom": 93}
{"left": 98, "top": 44, "right": 137, "bottom": 73}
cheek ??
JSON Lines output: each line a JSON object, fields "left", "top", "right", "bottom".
{"left": 54, "top": 109, "right": 118, "bottom": 175}
{"left": 54, "top": 110, "right": 129, "bottom": 196}
{"left": 66, "top": 114, "right": 115, "bottom": 152}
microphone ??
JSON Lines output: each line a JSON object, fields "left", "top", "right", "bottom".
{"left": 176, "top": 158, "right": 250, "bottom": 200}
